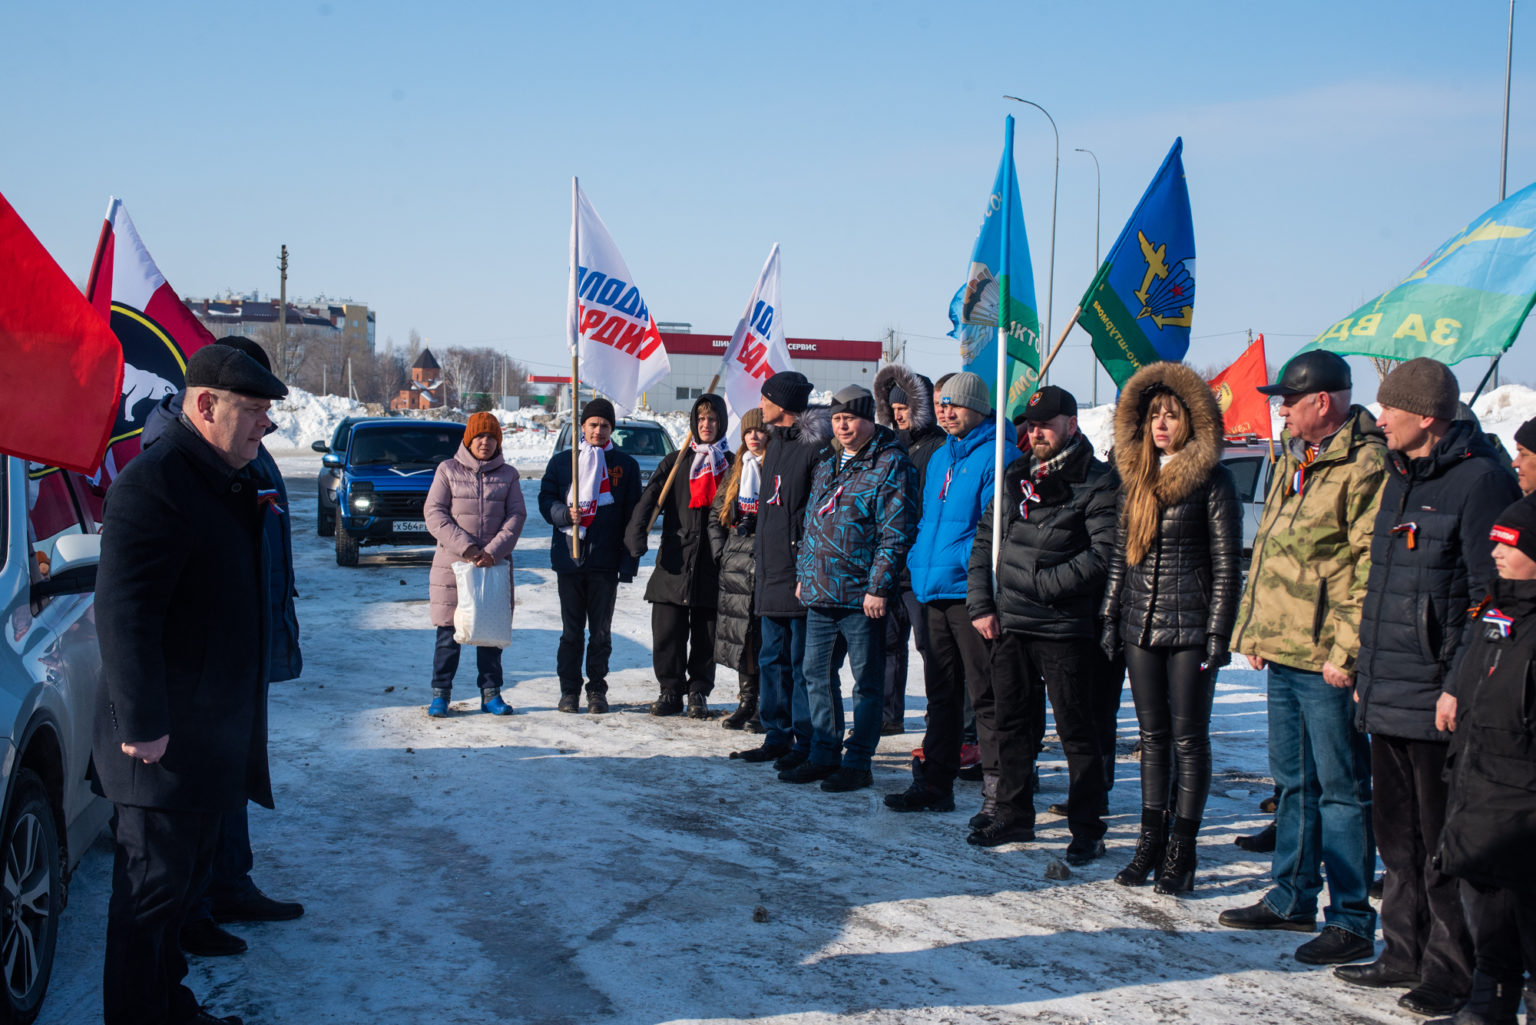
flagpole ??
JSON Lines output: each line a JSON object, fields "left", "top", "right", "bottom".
{"left": 1489, "top": 0, "right": 1516, "bottom": 393}
{"left": 1033, "top": 308, "right": 1082, "bottom": 383}
{"left": 643, "top": 372, "right": 715, "bottom": 534}
{"left": 1004, "top": 96, "right": 1058, "bottom": 386}
{"left": 992, "top": 116, "right": 1015, "bottom": 579}
{"left": 569, "top": 177, "right": 582, "bottom": 560}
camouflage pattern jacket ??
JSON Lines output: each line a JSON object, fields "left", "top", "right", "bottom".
{"left": 1230, "top": 406, "right": 1386, "bottom": 674}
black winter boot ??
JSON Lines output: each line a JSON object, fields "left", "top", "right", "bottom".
{"left": 721, "top": 674, "right": 759, "bottom": 730}
{"left": 586, "top": 686, "right": 609, "bottom": 715}
{"left": 1153, "top": 816, "right": 1200, "bottom": 895}
{"left": 1114, "top": 808, "right": 1167, "bottom": 887}
{"left": 686, "top": 691, "right": 713, "bottom": 719}
{"left": 969, "top": 772, "right": 999, "bottom": 830}
{"left": 649, "top": 692, "right": 684, "bottom": 716}
{"left": 1449, "top": 970, "right": 1522, "bottom": 1024}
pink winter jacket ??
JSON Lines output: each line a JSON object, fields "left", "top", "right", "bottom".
{"left": 424, "top": 446, "right": 526, "bottom": 628}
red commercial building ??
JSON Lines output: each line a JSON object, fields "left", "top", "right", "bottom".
{"left": 649, "top": 331, "right": 882, "bottom": 413}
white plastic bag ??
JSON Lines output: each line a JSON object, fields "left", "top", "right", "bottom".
{"left": 451, "top": 560, "right": 514, "bottom": 648}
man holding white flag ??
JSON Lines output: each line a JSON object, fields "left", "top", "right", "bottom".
{"left": 716, "top": 244, "right": 794, "bottom": 441}
{"left": 566, "top": 183, "right": 670, "bottom": 413}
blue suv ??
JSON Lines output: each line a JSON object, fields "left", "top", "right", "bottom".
{"left": 324, "top": 420, "right": 464, "bottom": 566}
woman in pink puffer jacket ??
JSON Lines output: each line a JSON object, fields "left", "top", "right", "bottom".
{"left": 423, "top": 412, "right": 526, "bottom": 717}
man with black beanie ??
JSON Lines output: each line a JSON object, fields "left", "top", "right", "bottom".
{"left": 1513, "top": 417, "right": 1536, "bottom": 495}
{"left": 729, "top": 371, "right": 831, "bottom": 765}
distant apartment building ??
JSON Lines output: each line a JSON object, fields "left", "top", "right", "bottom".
{"left": 184, "top": 295, "right": 376, "bottom": 352}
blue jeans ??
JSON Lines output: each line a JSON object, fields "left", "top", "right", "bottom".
{"left": 1262, "top": 662, "right": 1376, "bottom": 939}
{"left": 758, "top": 615, "right": 811, "bottom": 752}
{"left": 803, "top": 606, "right": 886, "bottom": 770}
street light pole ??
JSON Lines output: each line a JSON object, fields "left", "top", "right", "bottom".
{"left": 1003, "top": 95, "right": 1058, "bottom": 386}
{"left": 1076, "top": 147, "right": 1101, "bottom": 406}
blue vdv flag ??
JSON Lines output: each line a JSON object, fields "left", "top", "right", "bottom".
{"left": 1075, "top": 138, "right": 1195, "bottom": 387}
{"left": 948, "top": 115, "right": 1041, "bottom": 418}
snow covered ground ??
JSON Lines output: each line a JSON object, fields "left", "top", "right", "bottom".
{"left": 38, "top": 456, "right": 1429, "bottom": 1025}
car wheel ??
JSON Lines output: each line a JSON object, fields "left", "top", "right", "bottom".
{"left": 335, "top": 517, "right": 359, "bottom": 567}
{"left": 0, "top": 769, "right": 61, "bottom": 1025}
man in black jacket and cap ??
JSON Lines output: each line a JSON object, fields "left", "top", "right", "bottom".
{"left": 93, "top": 343, "right": 287, "bottom": 1025}
{"left": 1340, "top": 357, "right": 1521, "bottom": 1018}
{"left": 729, "top": 370, "right": 830, "bottom": 765}
{"left": 540, "top": 398, "right": 642, "bottom": 713}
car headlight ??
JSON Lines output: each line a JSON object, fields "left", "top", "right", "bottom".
{"left": 352, "top": 494, "right": 373, "bottom": 511}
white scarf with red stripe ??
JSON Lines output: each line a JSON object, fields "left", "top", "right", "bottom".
{"left": 688, "top": 438, "right": 730, "bottom": 508}
{"left": 564, "top": 440, "right": 614, "bottom": 537}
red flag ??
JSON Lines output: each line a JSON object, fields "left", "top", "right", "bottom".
{"left": 84, "top": 197, "right": 215, "bottom": 486}
{"left": 1210, "top": 335, "right": 1271, "bottom": 439}
{"left": 0, "top": 191, "right": 124, "bottom": 473}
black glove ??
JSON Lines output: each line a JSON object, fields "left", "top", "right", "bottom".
{"left": 1204, "top": 633, "right": 1231, "bottom": 670}
{"left": 1099, "top": 621, "right": 1121, "bottom": 662}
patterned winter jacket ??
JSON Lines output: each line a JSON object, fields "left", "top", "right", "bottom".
{"left": 1230, "top": 406, "right": 1386, "bottom": 674}
{"left": 795, "top": 425, "right": 918, "bottom": 609}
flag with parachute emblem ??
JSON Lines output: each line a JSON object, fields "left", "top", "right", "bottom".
{"left": 566, "top": 183, "right": 670, "bottom": 415}
{"left": 84, "top": 197, "right": 216, "bottom": 486}
{"left": 1294, "top": 179, "right": 1536, "bottom": 366}
{"left": 949, "top": 115, "right": 1041, "bottom": 419}
{"left": 1077, "top": 139, "right": 1195, "bottom": 387}
{"left": 717, "top": 244, "right": 792, "bottom": 441}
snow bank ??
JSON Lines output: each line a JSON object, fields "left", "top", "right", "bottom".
{"left": 265, "top": 387, "right": 367, "bottom": 449}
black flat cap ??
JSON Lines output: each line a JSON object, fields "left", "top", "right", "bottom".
{"left": 184, "top": 344, "right": 288, "bottom": 399}
{"left": 1257, "top": 350, "right": 1351, "bottom": 397}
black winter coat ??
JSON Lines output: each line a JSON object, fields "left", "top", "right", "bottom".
{"left": 753, "top": 407, "right": 833, "bottom": 618}
{"left": 1355, "top": 420, "right": 1520, "bottom": 741}
{"left": 708, "top": 481, "right": 759, "bottom": 672}
{"left": 625, "top": 394, "right": 732, "bottom": 607}
{"left": 968, "top": 436, "right": 1119, "bottom": 638}
{"left": 1101, "top": 362, "right": 1243, "bottom": 650}
{"left": 539, "top": 446, "right": 642, "bottom": 578}
{"left": 92, "top": 418, "right": 272, "bottom": 813}
{"left": 1435, "top": 575, "right": 1536, "bottom": 893}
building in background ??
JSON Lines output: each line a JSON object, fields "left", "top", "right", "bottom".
{"left": 185, "top": 295, "right": 376, "bottom": 352}
{"left": 649, "top": 330, "right": 882, "bottom": 412}
{"left": 390, "top": 348, "right": 444, "bottom": 411}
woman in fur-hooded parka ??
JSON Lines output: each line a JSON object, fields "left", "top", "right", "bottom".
{"left": 1100, "top": 361, "right": 1242, "bottom": 894}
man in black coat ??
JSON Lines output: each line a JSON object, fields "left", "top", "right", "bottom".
{"left": 965, "top": 386, "right": 1120, "bottom": 857}
{"left": 1345, "top": 358, "right": 1521, "bottom": 1018}
{"left": 729, "top": 371, "right": 831, "bottom": 765}
{"left": 540, "top": 398, "right": 642, "bottom": 714}
{"left": 626, "top": 394, "right": 731, "bottom": 718}
{"left": 93, "top": 344, "right": 287, "bottom": 1025}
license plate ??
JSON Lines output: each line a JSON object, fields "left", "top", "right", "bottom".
{"left": 393, "top": 520, "right": 428, "bottom": 533}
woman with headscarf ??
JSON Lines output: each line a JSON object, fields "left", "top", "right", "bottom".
{"left": 626, "top": 394, "right": 733, "bottom": 718}
{"left": 709, "top": 408, "right": 771, "bottom": 731}
{"left": 1100, "top": 362, "right": 1241, "bottom": 895}
{"left": 423, "top": 412, "right": 526, "bottom": 717}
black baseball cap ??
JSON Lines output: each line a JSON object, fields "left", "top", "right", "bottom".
{"left": 1257, "top": 350, "right": 1351, "bottom": 397}
{"left": 1020, "top": 385, "right": 1078, "bottom": 420}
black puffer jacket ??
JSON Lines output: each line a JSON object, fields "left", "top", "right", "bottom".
{"left": 708, "top": 460, "right": 761, "bottom": 673}
{"left": 753, "top": 407, "right": 833, "bottom": 618}
{"left": 967, "top": 435, "right": 1119, "bottom": 638}
{"left": 1101, "top": 362, "right": 1243, "bottom": 650}
{"left": 625, "top": 394, "right": 732, "bottom": 607}
{"left": 1435, "top": 574, "right": 1536, "bottom": 893}
{"left": 1354, "top": 419, "right": 1519, "bottom": 741}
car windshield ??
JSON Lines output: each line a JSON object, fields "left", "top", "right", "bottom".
{"left": 612, "top": 427, "right": 667, "bottom": 456}
{"left": 349, "top": 427, "right": 461, "bottom": 467}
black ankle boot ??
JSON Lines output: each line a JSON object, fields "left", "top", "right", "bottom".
{"left": 1114, "top": 809, "right": 1167, "bottom": 887}
{"left": 1153, "top": 817, "right": 1199, "bottom": 895}
{"left": 721, "top": 675, "right": 759, "bottom": 730}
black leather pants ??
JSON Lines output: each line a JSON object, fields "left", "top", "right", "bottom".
{"left": 1123, "top": 643, "right": 1215, "bottom": 823}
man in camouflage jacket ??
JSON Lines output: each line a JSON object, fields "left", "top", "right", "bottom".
{"left": 1219, "top": 352, "right": 1387, "bottom": 968}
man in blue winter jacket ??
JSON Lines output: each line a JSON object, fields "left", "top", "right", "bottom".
{"left": 884, "top": 372, "right": 1014, "bottom": 816}
{"left": 783, "top": 385, "right": 918, "bottom": 792}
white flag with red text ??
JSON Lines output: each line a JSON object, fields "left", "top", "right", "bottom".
{"left": 719, "top": 243, "right": 791, "bottom": 441}
{"left": 565, "top": 184, "right": 669, "bottom": 415}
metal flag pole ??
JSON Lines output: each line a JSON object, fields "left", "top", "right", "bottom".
{"left": 991, "top": 115, "right": 1015, "bottom": 579}
{"left": 569, "top": 177, "right": 582, "bottom": 560}
{"left": 1487, "top": 0, "right": 1517, "bottom": 394}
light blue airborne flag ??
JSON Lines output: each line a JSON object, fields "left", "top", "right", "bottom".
{"left": 1295, "top": 178, "right": 1536, "bottom": 366}
{"left": 948, "top": 115, "right": 1041, "bottom": 419}
{"left": 1075, "top": 138, "right": 1195, "bottom": 386}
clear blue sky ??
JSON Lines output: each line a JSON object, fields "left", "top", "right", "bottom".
{"left": 3, "top": 0, "right": 1532, "bottom": 401}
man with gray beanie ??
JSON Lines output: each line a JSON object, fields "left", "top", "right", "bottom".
{"left": 785, "top": 384, "right": 917, "bottom": 791}
{"left": 1343, "top": 356, "right": 1520, "bottom": 1016}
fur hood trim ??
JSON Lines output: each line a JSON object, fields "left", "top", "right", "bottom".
{"left": 793, "top": 405, "right": 833, "bottom": 445}
{"left": 1112, "top": 361, "right": 1224, "bottom": 507}
{"left": 873, "top": 364, "right": 935, "bottom": 432}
